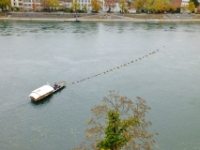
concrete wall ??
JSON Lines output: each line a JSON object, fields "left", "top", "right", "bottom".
{"left": 5, "top": 12, "right": 97, "bottom": 18}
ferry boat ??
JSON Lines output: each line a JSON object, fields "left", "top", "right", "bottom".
{"left": 29, "top": 81, "right": 66, "bottom": 101}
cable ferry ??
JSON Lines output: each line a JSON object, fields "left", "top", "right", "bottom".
{"left": 29, "top": 81, "right": 66, "bottom": 101}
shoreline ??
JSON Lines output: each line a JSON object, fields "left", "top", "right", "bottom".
{"left": 1, "top": 13, "right": 200, "bottom": 22}
{"left": 1, "top": 17, "right": 200, "bottom": 22}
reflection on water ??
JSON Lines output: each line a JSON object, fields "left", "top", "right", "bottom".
{"left": 0, "top": 21, "right": 100, "bottom": 36}
{"left": 1, "top": 21, "right": 200, "bottom": 37}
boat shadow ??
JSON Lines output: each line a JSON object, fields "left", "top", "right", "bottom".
{"left": 30, "top": 86, "right": 66, "bottom": 106}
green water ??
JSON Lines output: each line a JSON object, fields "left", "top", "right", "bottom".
{"left": 0, "top": 21, "right": 200, "bottom": 150}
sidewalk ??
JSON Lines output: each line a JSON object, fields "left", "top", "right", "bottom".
{"left": 1, "top": 13, "right": 200, "bottom": 22}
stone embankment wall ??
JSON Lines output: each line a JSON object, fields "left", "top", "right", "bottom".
{"left": 118, "top": 14, "right": 164, "bottom": 19}
{"left": 1, "top": 12, "right": 200, "bottom": 22}
{"left": 5, "top": 12, "right": 95, "bottom": 19}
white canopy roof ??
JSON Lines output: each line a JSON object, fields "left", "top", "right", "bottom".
{"left": 29, "top": 85, "right": 54, "bottom": 100}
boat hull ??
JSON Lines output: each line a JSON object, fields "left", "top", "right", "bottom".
{"left": 29, "top": 81, "right": 66, "bottom": 102}
{"left": 30, "top": 91, "right": 53, "bottom": 102}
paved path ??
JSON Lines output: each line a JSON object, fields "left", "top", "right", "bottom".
{"left": 1, "top": 13, "right": 200, "bottom": 22}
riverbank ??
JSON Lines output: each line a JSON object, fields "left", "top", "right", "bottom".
{"left": 1, "top": 12, "right": 200, "bottom": 22}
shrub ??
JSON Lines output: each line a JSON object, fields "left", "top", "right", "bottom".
{"left": 91, "top": 10, "right": 98, "bottom": 13}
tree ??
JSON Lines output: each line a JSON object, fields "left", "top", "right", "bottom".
{"left": 147, "top": 0, "right": 172, "bottom": 13}
{"left": 104, "top": 0, "right": 116, "bottom": 12}
{"left": 83, "top": 4, "right": 87, "bottom": 12}
{"left": 71, "top": 0, "right": 80, "bottom": 19}
{"left": 181, "top": 5, "right": 187, "bottom": 12}
{"left": 72, "top": 91, "right": 157, "bottom": 150}
{"left": 41, "top": 0, "right": 60, "bottom": 11}
{"left": 133, "top": 0, "right": 147, "bottom": 12}
{"left": 119, "top": 0, "right": 128, "bottom": 13}
{"left": 41, "top": 0, "right": 50, "bottom": 11}
{"left": 49, "top": 0, "right": 60, "bottom": 10}
{"left": 91, "top": 0, "right": 102, "bottom": 12}
{"left": 189, "top": 0, "right": 199, "bottom": 8}
{"left": 71, "top": 0, "right": 80, "bottom": 12}
{"left": 188, "top": 2, "right": 195, "bottom": 12}
{"left": 0, "top": 0, "right": 11, "bottom": 12}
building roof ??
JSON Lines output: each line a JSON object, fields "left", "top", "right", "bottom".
{"left": 29, "top": 85, "right": 54, "bottom": 100}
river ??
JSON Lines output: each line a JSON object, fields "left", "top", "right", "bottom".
{"left": 0, "top": 21, "right": 200, "bottom": 150}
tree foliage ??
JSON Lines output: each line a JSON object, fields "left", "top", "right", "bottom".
{"left": 189, "top": 0, "right": 199, "bottom": 8}
{"left": 150, "top": 0, "right": 172, "bottom": 12}
{"left": 188, "top": 2, "right": 195, "bottom": 12}
{"left": 83, "top": 4, "right": 87, "bottom": 12}
{"left": 133, "top": 0, "right": 173, "bottom": 13}
{"left": 41, "top": 0, "right": 49, "bottom": 10}
{"left": 72, "top": 91, "right": 157, "bottom": 150}
{"left": 133, "top": 0, "right": 147, "bottom": 12}
{"left": 71, "top": 0, "right": 80, "bottom": 12}
{"left": 91, "top": 0, "right": 102, "bottom": 12}
{"left": 104, "top": 0, "right": 116, "bottom": 12}
{"left": 41, "top": 0, "right": 60, "bottom": 11}
{"left": 118, "top": 0, "right": 128, "bottom": 13}
{"left": 181, "top": 5, "right": 187, "bottom": 12}
{"left": 49, "top": 0, "right": 60, "bottom": 9}
{"left": 0, "top": 0, "right": 11, "bottom": 12}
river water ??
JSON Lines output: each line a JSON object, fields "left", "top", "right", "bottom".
{"left": 0, "top": 21, "right": 200, "bottom": 150}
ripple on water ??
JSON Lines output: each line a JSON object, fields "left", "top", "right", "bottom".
{"left": 0, "top": 21, "right": 200, "bottom": 150}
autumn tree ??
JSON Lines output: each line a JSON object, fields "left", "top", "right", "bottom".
{"left": 189, "top": 0, "right": 199, "bottom": 8}
{"left": 41, "top": 0, "right": 60, "bottom": 11}
{"left": 49, "top": 0, "right": 60, "bottom": 10}
{"left": 181, "top": 5, "right": 187, "bottom": 12}
{"left": 119, "top": 0, "right": 127, "bottom": 13}
{"left": 91, "top": 0, "right": 102, "bottom": 12}
{"left": 72, "top": 91, "right": 157, "bottom": 150}
{"left": 188, "top": 2, "right": 195, "bottom": 12}
{"left": 71, "top": 0, "right": 80, "bottom": 12}
{"left": 83, "top": 4, "right": 87, "bottom": 12}
{"left": 133, "top": 0, "right": 148, "bottom": 12}
{"left": 147, "top": 0, "right": 172, "bottom": 13}
{"left": 0, "top": 0, "right": 11, "bottom": 12}
{"left": 133, "top": 0, "right": 173, "bottom": 13}
{"left": 41, "top": 0, "right": 50, "bottom": 11}
{"left": 104, "top": 0, "right": 116, "bottom": 12}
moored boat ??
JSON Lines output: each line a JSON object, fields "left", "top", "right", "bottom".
{"left": 29, "top": 81, "right": 66, "bottom": 101}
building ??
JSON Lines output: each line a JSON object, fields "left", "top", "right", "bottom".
{"left": 170, "top": 0, "right": 182, "bottom": 7}
{"left": 11, "top": 0, "right": 42, "bottom": 10}
{"left": 181, "top": 0, "right": 200, "bottom": 6}
{"left": 59, "top": 0, "right": 72, "bottom": 9}
{"left": 78, "top": 0, "right": 91, "bottom": 10}
{"left": 11, "top": 0, "right": 23, "bottom": 8}
{"left": 10, "top": 0, "right": 133, "bottom": 12}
